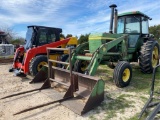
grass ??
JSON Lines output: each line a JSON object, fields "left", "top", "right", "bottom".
{"left": 128, "top": 113, "right": 147, "bottom": 120}
{"left": 139, "top": 96, "right": 148, "bottom": 103}
{"left": 89, "top": 116, "right": 97, "bottom": 120}
{"left": 90, "top": 63, "right": 160, "bottom": 120}
{"left": 101, "top": 94, "right": 134, "bottom": 119}
{"left": 97, "top": 64, "right": 160, "bottom": 93}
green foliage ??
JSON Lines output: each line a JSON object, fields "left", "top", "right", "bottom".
{"left": 60, "top": 33, "right": 65, "bottom": 39}
{"left": 66, "top": 34, "right": 72, "bottom": 38}
{"left": 10, "top": 38, "right": 25, "bottom": 45}
{"left": 149, "top": 24, "right": 160, "bottom": 43}
{"left": 78, "top": 34, "right": 89, "bottom": 44}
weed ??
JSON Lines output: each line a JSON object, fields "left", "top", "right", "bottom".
{"left": 101, "top": 94, "right": 134, "bottom": 119}
{"left": 93, "top": 64, "right": 160, "bottom": 120}
{"left": 139, "top": 96, "right": 148, "bottom": 103}
{"left": 89, "top": 115, "right": 97, "bottom": 120}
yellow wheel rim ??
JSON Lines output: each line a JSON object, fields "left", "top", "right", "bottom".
{"left": 122, "top": 68, "right": 130, "bottom": 82}
{"left": 81, "top": 61, "right": 88, "bottom": 72}
{"left": 152, "top": 46, "right": 159, "bottom": 67}
{"left": 37, "top": 61, "right": 47, "bottom": 71}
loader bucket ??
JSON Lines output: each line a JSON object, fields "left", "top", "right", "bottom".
{"left": 42, "top": 47, "right": 105, "bottom": 115}
{"left": 46, "top": 66, "right": 105, "bottom": 115}
{"left": 10, "top": 67, "right": 104, "bottom": 115}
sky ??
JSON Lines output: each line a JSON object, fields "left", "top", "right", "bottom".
{"left": 0, "top": 0, "right": 160, "bottom": 38}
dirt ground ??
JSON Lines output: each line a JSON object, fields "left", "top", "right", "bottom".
{"left": 0, "top": 63, "right": 91, "bottom": 120}
{"left": 0, "top": 63, "right": 157, "bottom": 120}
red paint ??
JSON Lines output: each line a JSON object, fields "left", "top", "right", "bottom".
{"left": 13, "top": 38, "right": 70, "bottom": 74}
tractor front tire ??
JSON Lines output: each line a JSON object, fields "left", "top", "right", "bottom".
{"left": 29, "top": 55, "right": 47, "bottom": 76}
{"left": 74, "top": 60, "right": 89, "bottom": 74}
{"left": 113, "top": 61, "right": 132, "bottom": 88}
{"left": 139, "top": 40, "right": 159, "bottom": 73}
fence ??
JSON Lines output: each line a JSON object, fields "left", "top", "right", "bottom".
{"left": 0, "top": 44, "right": 14, "bottom": 58}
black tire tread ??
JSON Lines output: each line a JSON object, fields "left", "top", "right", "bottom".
{"left": 29, "top": 55, "right": 47, "bottom": 76}
{"left": 73, "top": 60, "right": 88, "bottom": 73}
{"left": 113, "top": 61, "right": 132, "bottom": 88}
{"left": 139, "top": 40, "right": 159, "bottom": 73}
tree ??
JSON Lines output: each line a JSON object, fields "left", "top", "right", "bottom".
{"left": 78, "top": 34, "right": 89, "bottom": 44}
{"left": 0, "top": 25, "right": 17, "bottom": 43}
{"left": 149, "top": 24, "right": 160, "bottom": 41}
{"left": 60, "top": 33, "right": 65, "bottom": 39}
{"left": 66, "top": 34, "right": 72, "bottom": 38}
{"left": 10, "top": 37, "right": 25, "bottom": 44}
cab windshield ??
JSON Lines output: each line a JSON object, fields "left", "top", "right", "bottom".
{"left": 24, "top": 27, "right": 33, "bottom": 50}
{"left": 117, "top": 16, "right": 141, "bottom": 34}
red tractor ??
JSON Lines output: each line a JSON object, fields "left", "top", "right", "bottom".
{"left": 9, "top": 25, "right": 77, "bottom": 76}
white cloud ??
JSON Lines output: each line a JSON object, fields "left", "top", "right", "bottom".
{"left": 0, "top": 0, "right": 159, "bottom": 38}
{"left": 0, "top": 0, "right": 78, "bottom": 25}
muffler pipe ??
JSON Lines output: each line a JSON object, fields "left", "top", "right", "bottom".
{"left": 109, "top": 4, "right": 117, "bottom": 33}
{"left": 114, "top": 9, "right": 118, "bottom": 33}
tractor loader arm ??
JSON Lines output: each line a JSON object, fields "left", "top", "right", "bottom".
{"left": 87, "top": 34, "right": 128, "bottom": 75}
{"left": 67, "top": 42, "right": 89, "bottom": 69}
{"left": 72, "top": 34, "right": 128, "bottom": 76}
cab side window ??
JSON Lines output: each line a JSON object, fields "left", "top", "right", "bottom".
{"left": 38, "top": 28, "right": 57, "bottom": 45}
{"left": 39, "top": 29, "right": 47, "bottom": 45}
{"left": 48, "top": 33, "right": 56, "bottom": 43}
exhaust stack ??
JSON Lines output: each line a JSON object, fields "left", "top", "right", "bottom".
{"left": 114, "top": 9, "right": 118, "bottom": 33}
{"left": 109, "top": 4, "right": 117, "bottom": 33}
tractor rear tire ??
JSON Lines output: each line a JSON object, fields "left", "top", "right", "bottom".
{"left": 139, "top": 40, "right": 159, "bottom": 73}
{"left": 29, "top": 55, "right": 47, "bottom": 76}
{"left": 113, "top": 61, "right": 132, "bottom": 88}
{"left": 74, "top": 60, "right": 88, "bottom": 74}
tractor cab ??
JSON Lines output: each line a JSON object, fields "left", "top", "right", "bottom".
{"left": 25, "top": 26, "right": 62, "bottom": 50}
{"left": 117, "top": 11, "right": 151, "bottom": 34}
{"left": 117, "top": 11, "right": 151, "bottom": 48}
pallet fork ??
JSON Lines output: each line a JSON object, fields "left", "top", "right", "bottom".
{"left": 1, "top": 48, "right": 105, "bottom": 115}
{"left": 139, "top": 64, "right": 160, "bottom": 120}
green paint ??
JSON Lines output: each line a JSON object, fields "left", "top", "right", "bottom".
{"left": 90, "top": 79, "right": 105, "bottom": 97}
{"left": 97, "top": 80, "right": 105, "bottom": 95}
{"left": 75, "top": 55, "right": 92, "bottom": 61}
{"left": 89, "top": 33, "right": 123, "bottom": 53}
{"left": 118, "top": 11, "right": 150, "bottom": 19}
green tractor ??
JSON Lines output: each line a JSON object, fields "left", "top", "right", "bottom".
{"left": 70, "top": 4, "right": 159, "bottom": 87}
{"left": 5, "top": 4, "right": 159, "bottom": 115}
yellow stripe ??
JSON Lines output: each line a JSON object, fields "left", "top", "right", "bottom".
{"left": 89, "top": 37, "right": 116, "bottom": 40}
